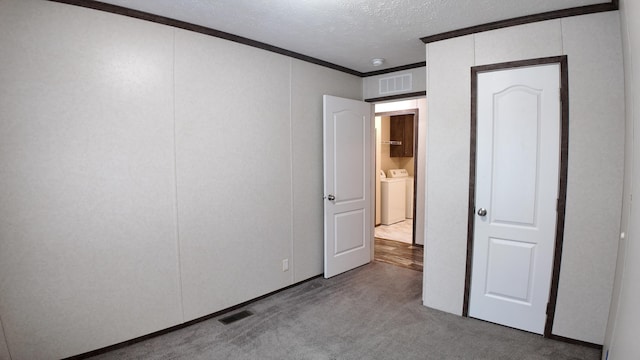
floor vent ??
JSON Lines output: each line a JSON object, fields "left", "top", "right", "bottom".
{"left": 219, "top": 310, "right": 254, "bottom": 325}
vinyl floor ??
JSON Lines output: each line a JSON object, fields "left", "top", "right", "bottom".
{"left": 374, "top": 219, "right": 413, "bottom": 243}
{"left": 374, "top": 237, "right": 423, "bottom": 272}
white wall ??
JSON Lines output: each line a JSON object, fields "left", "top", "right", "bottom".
{"left": 424, "top": 34, "right": 475, "bottom": 315}
{"left": 0, "top": 0, "right": 361, "bottom": 359}
{"left": 0, "top": 2, "right": 183, "bottom": 359}
{"left": 424, "top": 12, "right": 625, "bottom": 345}
{"left": 173, "top": 29, "right": 294, "bottom": 321}
{"left": 603, "top": 0, "right": 640, "bottom": 358}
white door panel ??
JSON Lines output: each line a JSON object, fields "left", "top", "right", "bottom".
{"left": 333, "top": 111, "right": 366, "bottom": 202}
{"left": 485, "top": 237, "right": 536, "bottom": 304}
{"left": 334, "top": 210, "right": 366, "bottom": 254}
{"left": 491, "top": 86, "right": 540, "bottom": 226}
{"left": 469, "top": 63, "right": 560, "bottom": 334}
{"left": 323, "top": 95, "right": 372, "bottom": 279}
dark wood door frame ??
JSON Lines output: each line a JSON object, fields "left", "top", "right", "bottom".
{"left": 463, "top": 56, "right": 569, "bottom": 339}
{"left": 375, "top": 108, "right": 420, "bottom": 246}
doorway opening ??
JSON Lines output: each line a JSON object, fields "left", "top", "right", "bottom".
{"left": 372, "top": 99, "right": 426, "bottom": 271}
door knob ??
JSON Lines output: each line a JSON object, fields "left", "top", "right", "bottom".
{"left": 477, "top": 208, "right": 487, "bottom": 217}
{"left": 327, "top": 194, "right": 336, "bottom": 201}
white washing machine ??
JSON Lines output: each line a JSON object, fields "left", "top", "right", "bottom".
{"left": 380, "top": 170, "right": 406, "bottom": 225}
{"left": 388, "top": 168, "right": 414, "bottom": 219}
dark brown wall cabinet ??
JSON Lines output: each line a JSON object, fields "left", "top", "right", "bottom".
{"left": 390, "top": 114, "right": 414, "bottom": 157}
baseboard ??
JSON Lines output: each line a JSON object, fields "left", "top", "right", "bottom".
{"left": 548, "top": 334, "right": 603, "bottom": 350}
{"left": 62, "top": 275, "right": 322, "bottom": 360}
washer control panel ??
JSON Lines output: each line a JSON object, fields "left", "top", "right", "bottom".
{"left": 387, "top": 169, "right": 409, "bottom": 178}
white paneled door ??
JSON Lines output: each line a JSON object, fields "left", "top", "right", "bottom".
{"left": 323, "top": 95, "right": 373, "bottom": 278}
{"left": 469, "top": 63, "right": 561, "bottom": 334}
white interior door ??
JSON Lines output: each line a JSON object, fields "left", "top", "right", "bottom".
{"left": 469, "top": 63, "right": 561, "bottom": 334}
{"left": 323, "top": 95, "right": 373, "bottom": 278}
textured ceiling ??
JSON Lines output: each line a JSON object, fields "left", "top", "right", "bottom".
{"left": 95, "top": 0, "right": 607, "bottom": 73}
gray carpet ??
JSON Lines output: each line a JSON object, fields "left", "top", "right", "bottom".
{"left": 89, "top": 262, "right": 600, "bottom": 360}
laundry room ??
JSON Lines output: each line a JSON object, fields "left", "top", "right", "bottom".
{"left": 374, "top": 98, "right": 427, "bottom": 246}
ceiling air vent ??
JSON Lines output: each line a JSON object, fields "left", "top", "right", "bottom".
{"left": 379, "top": 73, "right": 412, "bottom": 95}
